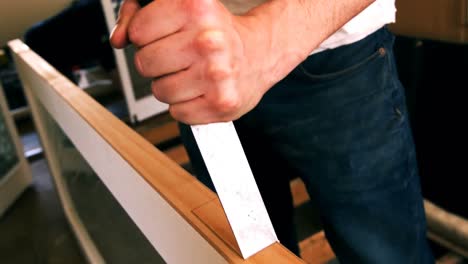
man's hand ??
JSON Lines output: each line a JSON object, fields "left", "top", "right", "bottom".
{"left": 110, "top": 0, "right": 281, "bottom": 124}
{"left": 110, "top": 0, "right": 375, "bottom": 124}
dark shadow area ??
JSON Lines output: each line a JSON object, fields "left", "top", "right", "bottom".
{"left": 393, "top": 35, "right": 467, "bottom": 219}
{"left": 393, "top": 34, "right": 468, "bottom": 258}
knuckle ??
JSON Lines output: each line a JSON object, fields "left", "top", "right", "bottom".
{"left": 168, "top": 105, "right": 186, "bottom": 123}
{"left": 195, "top": 30, "right": 226, "bottom": 54}
{"left": 185, "top": 0, "right": 216, "bottom": 18}
{"left": 210, "top": 92, "right": 239, "bottom": 113}
{"left": 206, "top": 65, "right": 232, "bottom": 82}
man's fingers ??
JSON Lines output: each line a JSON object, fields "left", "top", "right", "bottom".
{"left": 167, "top": 81, "right": 242, "bottom": 124}
{"left": 168, "top": 97, "right": 220, "bottom": 125}
{"left": 134, "top": 31, "right": 196, "bottom": 78}
{"left": 152, "top": 69, "right": 205, "bottom": 105}
{"left": 128, "top": 0, "right": 188, "bottom": 47}
{"left": 110, "top": 0, "right": 141, "bottom": 49}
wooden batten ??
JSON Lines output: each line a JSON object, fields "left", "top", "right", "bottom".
{"left": 164, "top": 145, "right": 190, "bottom": 166}
{"left": 134, "top": 115, "right": 180, "bottom": 146}
{"left": 299, "top": 231, "right": 335, "bottom": 264}
{"left": 290, "top": 178, "right": 311, "bottom": 208}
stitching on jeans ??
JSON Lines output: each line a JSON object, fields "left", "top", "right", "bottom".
{"left": 299, "top": 47, "right": 386, "bottom": 80}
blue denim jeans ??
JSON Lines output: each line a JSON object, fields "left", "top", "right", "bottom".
{"left": 179, "top": 27, "right": 434, "bottom": 263}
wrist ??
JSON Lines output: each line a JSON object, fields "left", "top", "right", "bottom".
{"left": 237, "top": 0, "right": 316, "bottom": 89}
{"left": 235, "top": 0, "right": 375, "bottom": 89}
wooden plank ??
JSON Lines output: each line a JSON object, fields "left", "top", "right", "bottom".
{"left": 137, "top": 120, "right": 180, "bottom": 146}
{"left": 11, "top": 39, "right": 231, "bottom": 263}
{"left": 291, "top": 181, "right": 468, "bottom": 261}
{"left": 164, "top": 145, "right": 190, "bottom": 165}
{"left": 131, "top": 99, "right": 333, "bottom": 263}
{"left": 425, "top": 200, "right": 468, "bottom": 258}
{"left": 164, "top": 132, "right": 335, "bottom": 263}
{"left": 299, "top": 231, "right": 335, "bottom": 264}
{"left": 193, "top": 199, "right": 242, "bottom": 255}
{"left": 437, "top": 252, "right": 466, "bottom": 264}
{"left": 427, "top": 231, "right": 468, "bottom": 259}
{"left": 9, "top": 39, "right": 303, "bottom": 263}
{"left": 162, "top": 141, "right": 332, "bottom": 262}
{"left": 193, "top": 198, "right": 305, "bottom": 263}
{"left": 290, "top": 178, "right": 310, "bottom": 208}
{"left": 191, "top": 122, "right": 279, "bottom": 258}
{"left": 137, "top": 120, "right": 311, "bottom": 210}
{"left": 425, "top": 200, "right": 468, "bottom": 245}
{"left": 289, "top": 178, "right": 336, "bottom": 263}
{"left": 132, "top": 111, "right": 173, "bottom": 132}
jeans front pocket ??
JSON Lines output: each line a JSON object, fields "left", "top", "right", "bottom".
{"left": 300, "top": 46, "right": 387, "bottom": 81}
{"left": 296, "top": 27, "right": 393, "bottom": 84}
{"left": 258, "top": 29, "right": 411, "bottom": 196}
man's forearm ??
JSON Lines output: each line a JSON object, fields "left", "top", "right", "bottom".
{"left": 241, "top": 0, "right": 375, "bottom": 86}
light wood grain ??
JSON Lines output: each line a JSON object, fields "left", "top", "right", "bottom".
{"left": 299, "top": 231, "right": 335, "bottom": 264}
{"left": 164, "top": 145, "right": 190, "bottom": 165}
{"left": 290, "top": 178, "right": 310, "bottom": 208}
{"left": 134, "top": 115, "right": 180, "bottom": 146}
{"left": 425, "top": 200, "right": 468, "bottom": 258}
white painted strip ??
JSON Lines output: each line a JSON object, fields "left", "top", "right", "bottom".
{"left": 191, "top": 122, "right": 278, "bottom": 259}
{"left": 14, "top": 56, "right": 226, "bottom": 263}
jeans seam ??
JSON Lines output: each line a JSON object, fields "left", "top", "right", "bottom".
{"left": 299, "top": 47, "right": 386, "bottom": 80}
{"left": 384, "top": 47, "right": 408, "bottom": 127}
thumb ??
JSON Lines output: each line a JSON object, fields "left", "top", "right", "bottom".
{"left": 110, "top": 0, "right": 141, "bottom": 49}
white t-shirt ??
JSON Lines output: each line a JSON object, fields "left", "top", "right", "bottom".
{"left": 220, "top": 0, "right": 396, "bottom": 53}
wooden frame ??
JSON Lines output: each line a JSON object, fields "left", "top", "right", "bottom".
{"left": 0, "top": 82, "right": 32, "bottom": 218}
{"left": 9, "top": 39, "right": 303, "bottom": 263}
